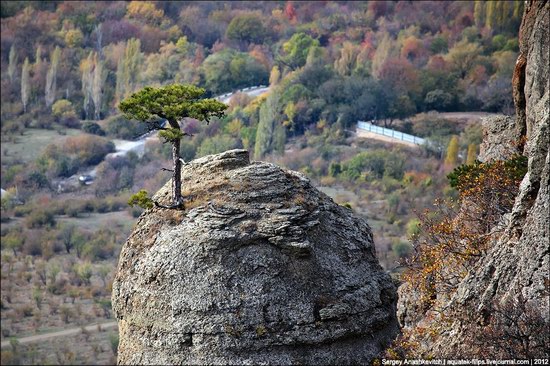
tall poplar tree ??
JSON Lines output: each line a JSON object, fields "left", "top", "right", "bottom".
{"left": 444, "top": 136, "right": 460, "bottom": 167}
{"left": 8, "top": 44, "right": 17, "bottom": 83}
{"left": 45, "top": 46, "right": 61, "bottom": 108}
{"left": 115, "top": 56, "right": 126, "bottom": 103}
{"left": 123, "top": 38, "right": 142, "bottom": 97}
{"left": 81, "top": 52, "right": 94, "bottom": 120}
{"left": 254, "top": 89, "right": 280, "bottom": 159}
{"left": 21, "top": 57, "right": 30, "bottom": 113}
{"left": 334, "top": 42, "right": 358, "bottom": 77}
{"left": 115, "top": 38, "right": 142, "bottom": 102}
{"left": 486, "top": 1, "right": 496, "bottom": 29}
{"left": 466, "top": 144, "right": 477, "bottom": 165}
{"left": 474, "top": 1, "right": 485, "bottom": 27}
{"left": 372, "top": 32, "right": 394, "bottom": 79}
{"left": 92, "top": 53, "right": 107, "bottom": 120}
{"left": 34, "top": 45, "right": 42, "bottom": 67}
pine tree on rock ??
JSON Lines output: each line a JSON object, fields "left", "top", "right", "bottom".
{"left": 120, "top": 84, "right": 227, "bottom": 209}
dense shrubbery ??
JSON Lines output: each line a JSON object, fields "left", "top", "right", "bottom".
{"left": 104, "top": 114, "right": 149, "bottom": 140}
{"left": 81, "top": 121, "right": 106, "bottom": 136}
{"left": 62, "top": 135, "right": 115, "bottom": 166}
{"left": 333, "top": 150, "right": 406, "bottom": 181}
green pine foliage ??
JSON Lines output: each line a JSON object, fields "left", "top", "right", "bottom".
{"left": 128, "top": 189, "right": 154, "bottom": 209}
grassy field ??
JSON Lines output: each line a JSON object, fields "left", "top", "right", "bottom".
{"left": 1, "top": 128, "right": 81, "bottom": 166}
{"left": 56, "top": 211, "right": 137, "bottom": 234}
{"left": 1, "top": 211, "right": 137, "bottom": 235}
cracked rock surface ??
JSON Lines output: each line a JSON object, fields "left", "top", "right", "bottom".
{"left": 112, "top": 149, "right": 398, "bottom": 365}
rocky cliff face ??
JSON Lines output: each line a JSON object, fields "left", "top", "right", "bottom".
{"left": 112, "top": 149, "right": 398, "bottom": 365}
{"left": 398, "top": 0, "right": 549, "bottom": 357}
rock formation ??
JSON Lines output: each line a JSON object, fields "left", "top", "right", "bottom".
{"left": 398, "top": 0, "right": 549, "bottom": 357}
{"left": 112, "top": 149, "right": 399, "bottom": 365}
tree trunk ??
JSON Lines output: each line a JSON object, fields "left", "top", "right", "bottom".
{"left": 171, "top": 139, "right": 183, "bottom": 207}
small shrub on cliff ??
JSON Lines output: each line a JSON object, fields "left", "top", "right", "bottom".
{"left": 393, "top": 154, "right": 529, "bottom": 357}
{"left": 128, "top": 189, "right": 154, "bottom": 209}
{"left": 405, "top": 154, "right": 528, "bottom": 306}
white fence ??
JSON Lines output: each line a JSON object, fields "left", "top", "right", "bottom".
{"left": 215, "top": 85, "right": 268, "bottom": 101}
{"left": 357, "top": 121, "right": 426, "bottom": 146}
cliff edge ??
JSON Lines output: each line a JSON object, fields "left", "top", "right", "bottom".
{"left": 397, "top": 0, "right": 549, "bottom": 357}
{"left": 112, "top": 149, "right": 398, "bottom": 365}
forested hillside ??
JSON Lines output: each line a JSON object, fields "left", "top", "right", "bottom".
{"left": 2, "top": 1, "right": 522, "bottom": 128}
{"left": 1, "top": 1, "right": 525, "bottom": 364}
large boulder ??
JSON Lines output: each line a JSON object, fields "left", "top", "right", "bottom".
{"left": 112, "top": 149, "right": 399, "bottom": 365}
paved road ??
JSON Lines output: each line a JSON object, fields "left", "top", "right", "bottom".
{"left": 355, "top": 129, "right": 419, "bottom": 148}
{"left": 439, "top": 111, "right": 498, "bottom": 121}
{"left": 218, "top": 86, "right": 269, "bottom": 104}
{"left": 0, "top": 321, "right": 117, "bottom": 348}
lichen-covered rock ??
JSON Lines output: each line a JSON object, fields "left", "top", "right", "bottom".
{"left": 397, "top": 0, "right": 549, "bottom": 357}
{"left": 478, "top": 115, "right": 523, "bottom": 162}
{"left": 112, "top": 149, "right": 398, "bottom": 365}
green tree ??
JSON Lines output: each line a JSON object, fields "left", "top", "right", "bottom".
{"left": 445, "top": 39, "right": 482, "bottom": 79}
{"left": 226, "top": 14, "right": 267, "bottom": 46}
{"left": 280, "top": 33, "right": 320, "bottom": 70}
{"left": 92, "top": 53, "right": 107, "bottom": 120}
{"left": 406, "top": 218, "right": 421, "bottom": 237}
{"left": 74, "top": 262, "right": 92, "bottom": 286}
{"left": 45, "top": 46, "right": 61, "bottom": 108}
{"left": 58, "top": 223, "right": 77, "bottom": 254}
{"left": 202, "top": 49, "right": 268, "bottom": 93}
{"left": 81, "top": 52, "right": 94, "bottom": 120}
{"left": 254, "top": 89, "right": 280, "bottom": 158}
{"left": 47, "top": 262, "right": 60, "bottom": 284}
{"left": 64, "top": 28, "right": 84, "bottom": 48}
{"left": 387, "top": 94, "right": 416, "bottom": 125}
{"left": 444, "top": 135, "right": 460, "bottom": 167}
{"left": 466, "top": 143, "right": 477, "bottom": 165}
{"left": 425, "top": 89, "right": 453, "bottom": 111}
{"left": 116, "top": 38, "right": 143, "bottom": 102}
{"left": 119, "top": 84, "right": 227, "bottom": 208}
{"left": 485, "top": 1, "right": 496, "bottom": 29}
{"left": 73, "top": 231, "right": 86, "bottom": 259}
{"left": 334, "top": 42, "right": 359, "bottom": 77}
{"left": 52, "top": 99, "right": 76, "bottom": 121}
{"left": 269, "top": 65, "right": 281, "bottom": 86}
{"left": 197, "top": 135, "right": 238, "bottom": 157}
{"left": 98, "top": 265, "right": 111, "bottom": 287}
{"left": 21, "top": 57, "right": 30, "bottom": 112}
{"left": 32, "top": 287, "right": 42, "bottom": 309}
{"left": 392, "top": 241, "right": 412, "bottom": 259}
{"left": 4, "top": 232, "right": 23, "bottom": 255}
{"left": 474, "top": 1, "right": 485, "bottom": 27}
{"left": 109, "top": 332, "right": 119, "bottom": 356}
